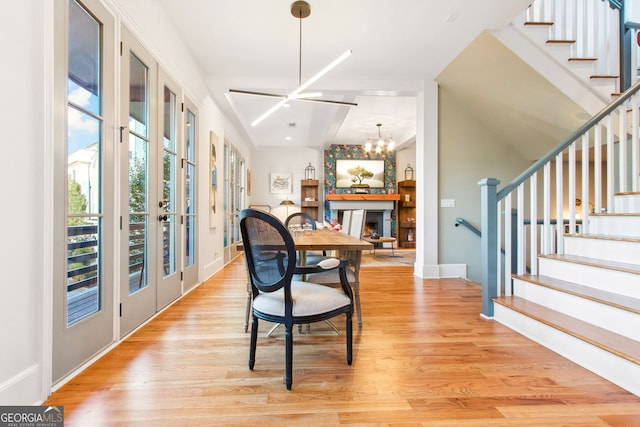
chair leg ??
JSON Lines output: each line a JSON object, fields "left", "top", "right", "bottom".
{"left": 244, "top": 281, "right": 252, "bottom": 333}
{"left": 285, "top": 325, "right": 293, "bottom": 390}
{"left": 249, "top": 316, "right": 258, "bottom": 370}
{"left": 353, "top": 281, "right": 362, "bottom": 329}
{"left": 346, "top": 313, "right": 353, "bottom": 365}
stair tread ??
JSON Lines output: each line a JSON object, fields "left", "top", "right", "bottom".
{"left": 565, "top": 233, "right": 640, "bottom": 243}
{"left": 524, "top": 21, "right": 553, "bottom": 26}
{"left": 615, "top": 191, "right": 640, "bottom": 196}
{"left": 568, "top": 57, "right": 597, "bottom": 61}
{"left": 493, "top": 296, "right": 640, "bottom": 365}
{"left": 590, "top": 212, "right": 640, "bottom": 217}
{"left": 539, "top": 253, "right": 640, "bottom": 275}
{"left": 514, "top": 274, "right": 640, "bottom": 314}
{"left": 546, "top": 39, "right": 576, "bottom": 44}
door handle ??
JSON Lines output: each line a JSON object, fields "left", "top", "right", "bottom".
{"left": 158, "top": 214, "right": 168, "bottom": 222}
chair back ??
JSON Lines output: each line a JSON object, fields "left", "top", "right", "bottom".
{"left": 340, "top": 210, "right": 352, "bottom": 234}
{"left": 285, "top": 212, "right": 317, "bottom": 229}
{"left": 239, "top": 209, "right": 296, "bottom": 295}
{"left": 349, "top": 209, "right": 366, "bottom": 239}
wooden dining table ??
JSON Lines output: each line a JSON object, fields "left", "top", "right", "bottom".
{"left": 292, "top": 227, "right": 373, "bottom": 253}
{"left": 293, "top": 228, "right": 372, "bottom": 329}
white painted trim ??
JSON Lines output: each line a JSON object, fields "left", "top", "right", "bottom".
{"left": 413, "top": 263, "right": 466, "bottom": 279}
{"left": 439, "top": 264, "right": 467, "bottom": 278}
{"left": 41, "top": 0, "right": 55, "bottom": 404}
{"left": 0, "top": 365, "right": 43, "bottom": 405}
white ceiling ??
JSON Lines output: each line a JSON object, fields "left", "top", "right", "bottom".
{"left": 157, "top": 0, "right": 585, "bottom": 154}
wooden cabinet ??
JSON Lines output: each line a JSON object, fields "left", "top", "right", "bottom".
{"left": 397, "top": 180, "right": 416, "bottom": 248}
{"left": 300, "top": 179, "right": 320, "bottom": 220}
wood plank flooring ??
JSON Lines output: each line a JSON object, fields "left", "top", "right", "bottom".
{"left": 45, "top": 258, "right": 640, "bottom": 426}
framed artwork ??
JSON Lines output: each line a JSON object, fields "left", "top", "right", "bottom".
{"left": 270, "top": 172, "right": 291, "bottom": 194}
{"left": 209, "top": 131, "right": 218, "bottom": 228}
{"left": 335, "top": 159, "right": 385, "bottom": 189}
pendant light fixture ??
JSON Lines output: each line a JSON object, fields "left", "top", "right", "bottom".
{"left": 229, "top": 1, "right": 357, "bottom": 127}
{"left": 364, "top": 123, "right": 395, "bottom": 153}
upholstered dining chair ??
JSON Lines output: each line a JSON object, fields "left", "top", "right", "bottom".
{"left": 239, "top": 208, "right": 354, "bottom": 390}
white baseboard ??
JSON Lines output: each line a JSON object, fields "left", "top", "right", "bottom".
{"left": 0, "top": 364, "right": 43, "bottom": 405}
{"left": 414, "top": 263, "right": 466, "bottom": 279}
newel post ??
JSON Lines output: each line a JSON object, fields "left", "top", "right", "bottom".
{"left": 478, "top": 178, "right": 500, "bottom": 318}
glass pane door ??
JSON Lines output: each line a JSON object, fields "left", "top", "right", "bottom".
{"left": 183, "top": 99, "right": 198, "bottom": 290}
{"left": 157, "top": 71, "right": 182, "bottom": 308}
{"left": 53, "top": 0, "right": 115, "bottom": 383}
{"left": 120, "top": 26, "right": 157, "bottom": 337}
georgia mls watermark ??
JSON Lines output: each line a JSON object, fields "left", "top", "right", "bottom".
{"left": 0, "top": 406, "right": 63, "bottom": 427}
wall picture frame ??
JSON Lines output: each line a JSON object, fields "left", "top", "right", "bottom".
{"left": 335, "top": 159, "right": 385, "bottom": 189}
{"left": 270, "top": 172, "right": 291, "bottom": 194}
{"left": 209, "top": 131, "right": 218, "bottom": 228}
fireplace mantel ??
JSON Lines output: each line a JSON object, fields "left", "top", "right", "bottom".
{"left": 326, "top": 194, "right": 400, "bottom": 201}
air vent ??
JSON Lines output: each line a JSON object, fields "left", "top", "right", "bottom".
{"left": 288, "top": 123, "right": 297, "bottom": 128}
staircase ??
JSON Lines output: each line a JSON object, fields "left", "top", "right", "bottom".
{"left": 493, "top": 191, "right": 640, "bottom": 396}
{"left": 516, "top": 0, "right": 622, "bottom": 100}
{"left": 478, "top": 0, "right": 640, "bottom": 397}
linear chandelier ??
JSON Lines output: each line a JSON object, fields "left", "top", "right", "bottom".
{"left": 228, "top": 1, "right": 357, "bottom": 127}
{"left": 365, "top": 123, "right": 395, "bottom": 153}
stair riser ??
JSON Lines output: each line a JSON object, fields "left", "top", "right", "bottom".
{"left": 588, "top": 216, "right": 640, "bottom": 238}
{"left": 614, "top": 194, "right": 640, "bottom": 214}
{"left": 513, "top": 279, "right": 640, "bottom": 341}
{"left": 538, "top": 258, "right": 640, "bottom": 299}
{"left": 494, "top": 304, "right": 640, "bottom": 397}
{"left": 563, "top": 236, "right": 640, "bottom": 265}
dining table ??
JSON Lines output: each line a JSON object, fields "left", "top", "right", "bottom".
{"left": 293, "top": 227, "right": 372, "bottom": 330}
{"left": 242, "top": 227, "right": 372, "bottom": 332}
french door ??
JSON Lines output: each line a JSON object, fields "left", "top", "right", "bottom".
{"left": 53, "top": 1, "right": 198, "bottom": 383}
{"left": 53, "top": 0, "right": 116, "bottom": 383}
{"left": 223, "top": 141, "right": 245, "bottom": 263}
{"left": 119, "top": 27, "right": 184, "bottom": 336}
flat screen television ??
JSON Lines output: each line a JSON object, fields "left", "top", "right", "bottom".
{"left": 335, "top": 159, "right": 385, "bottom": 189}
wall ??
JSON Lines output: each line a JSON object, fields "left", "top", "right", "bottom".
{"left": 0, "top": 0, "right": 47, "bottom": 405}
{"left": 248, "top": 146, "right": 323, "bottom": 223}
{"left": 395, "top": 146, "right": 417, "bottom": 184}
{"left": 438, "top": 87, "right": 533, "bottom": 283}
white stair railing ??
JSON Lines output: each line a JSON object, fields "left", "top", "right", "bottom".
{"left": 479, "top": 79, "right": 640, "bottom": 318}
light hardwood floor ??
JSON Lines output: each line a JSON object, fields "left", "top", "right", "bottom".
{"left": 46, "top": 258, "right": 640, "bottom": 426}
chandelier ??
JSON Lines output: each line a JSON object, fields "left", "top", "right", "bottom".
{"left": 364, "top": 123, "right": 395, "bottom": 153}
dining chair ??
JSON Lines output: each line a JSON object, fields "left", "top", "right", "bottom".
{"left": 349, "top": 209, "right": 366, "bottom": 239}
{"left": 285, "top": 211, "right": 327, "bottom": 261}
{"left": 284, "top": 211, "right": 316, "bottom": 229}
{"left": 340, "top": 210, "right": 352, "bottom": 235}
{"left": 239, "top": 208, "right": 353, "bottom": 390}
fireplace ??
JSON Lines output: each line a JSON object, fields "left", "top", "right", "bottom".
{"left": 326, "top": 194, "right": 399, "bottom": 238}
{"left": 364, "top": 211, "right": 383, "bottom": 237}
